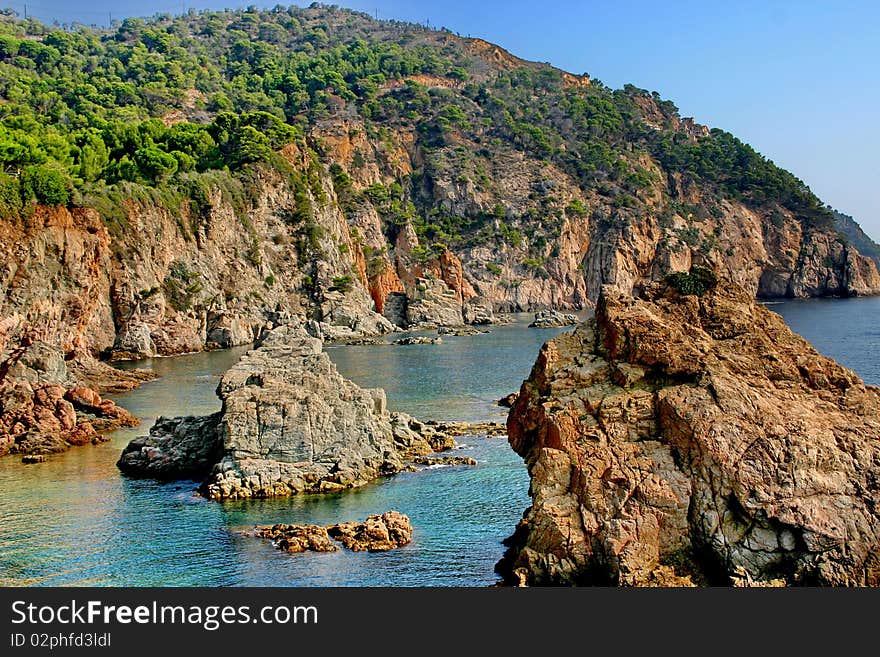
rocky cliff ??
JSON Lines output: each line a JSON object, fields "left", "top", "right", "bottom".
{"left": 499, "top": 274, "right": 880, "bottom": 586}
{"left": 2, "top": 5, "right": 880, "bottom": 459}
{"left": 118, "top": 322, "right": 452, "bottom": 498}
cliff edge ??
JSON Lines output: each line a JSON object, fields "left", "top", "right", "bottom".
{"left": 498, "top": 272, "right": 880, "bottom": 586}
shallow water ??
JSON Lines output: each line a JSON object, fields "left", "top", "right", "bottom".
{"left": 1, "top": 297, "right": 876, "bottom": 587}
{"left": 0, "top": 317, "right": 569, "bottom": 586}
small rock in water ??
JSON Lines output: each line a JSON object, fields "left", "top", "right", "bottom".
{"left": 250, "top": 524, "right": 338, "bottom": 553}
{"left": 528, "top": 309, "right": 578, "bottom": 328}
{"left": 437, "top": 326, "right": 490, "bottom": 336}
{"left": 411, "top": 455, "right": 477, "bottom": 467}
{"left": 328, "top": 511, "right": 413, "bottom": 552}
{"left": 391, "top": 336, "right": 442, "bottom": 345}
{"left": 21, "top": 454, "right": 46, "bottom": 464}
{"left": 344, "top": 337, "right": 386, "bottom": 346}
{"left": 424, "top": 420, "right": 506, "bottom": 438}
{"left": 242, "top": 512, "right": 413, "bottom": 554}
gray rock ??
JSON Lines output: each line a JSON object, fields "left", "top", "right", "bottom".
{"left": 111, "top": 321, "right": 156, "bottom": 359}
{"left": 118, "top": 322, "right": 444, "bottom": 499}
{"left": 381, "top": 292, "right": 408, "bottom": 328}
{"left": 391, "top": 336, "right": 442, "bottom": 345}
{"left": 463, "top": 297, "right": 496, "bottom": 325}
{"left": 405, "top": 277, "right": 463, "bottom": 327}
{"left": 5, "top": 341, "right": 71, "bottom": 386}
{"left": 117, "top": 413, "right": 222, "bottom": 478}
{"left": 528, "top": 309, "right": 578, "bottom": 328}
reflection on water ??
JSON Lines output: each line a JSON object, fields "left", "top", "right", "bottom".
{"left": 0, "top": 317, "right": 570, "bottom": 586}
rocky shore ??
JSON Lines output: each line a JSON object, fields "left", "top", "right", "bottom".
{"left": 0, "top": 339, "right": 144, "bottom": 458}
{"left": 498, "top": 273, "right": 880, "bottom": 586}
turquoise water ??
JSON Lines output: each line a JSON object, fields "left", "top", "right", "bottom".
{"left": 0, "top": 298, "right": 876, "bottom": 587}
{"left": 0, "top": 316, "right": 569, "bottom": 586}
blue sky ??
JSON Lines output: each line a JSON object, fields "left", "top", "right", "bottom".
{"left": 8, "top": 1, "right": 880, "bottom": 237}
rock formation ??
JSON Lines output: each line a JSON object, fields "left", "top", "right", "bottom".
{"left": 248, "top": 523, "right": 340, "bottom": 553}
{"left": 245, "top": 511, "right": 413, "bottom": 554}
{"left": 0, "top": 339, "right": 140, "bottom": 457}
{"left": 528, "top": 309, "right": 579, "bottom": 328}
{"left": 118, "top": 323, "right": 456, "bottom": 498}
{"left": 498, "top": 273, "right": 880, "bottom": 586}
{"left": 328, "top": 511, "right": 414, "bottom": 552}
{"left": 391, "top": 336, "right": 442, "bottom": 345}
{"left": 117, "top": 414, "right": 222, "bottom": 478}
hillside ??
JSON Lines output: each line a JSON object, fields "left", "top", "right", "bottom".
{"left": 833, "top": 209, "right": 880, "bottom": 266}
{"left": 1, "top": 4, "right": 879, "bottom": 433}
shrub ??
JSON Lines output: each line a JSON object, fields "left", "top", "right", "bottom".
{"left": 20, "top": 165, "right": 70, "bottom": 206}
{"left": 666, "top": 266, "right": 718, "bottom": 296}
{"left": 330, "top": 274, "right": 354, "bottom": 293}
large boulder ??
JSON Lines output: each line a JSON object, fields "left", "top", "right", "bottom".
{"left": 117, "top": 413, "right": 223, "bottom": 478}
{"left": 498, "top": 275, "right": 880, "bottom": 586}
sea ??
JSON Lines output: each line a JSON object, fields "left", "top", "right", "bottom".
{"left": 0, "top": 298, "right": 877, "bottom": 586}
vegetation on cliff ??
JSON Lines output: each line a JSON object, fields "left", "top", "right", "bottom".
{"left": 0, "top": 3, "right": 847, "bottom": 243}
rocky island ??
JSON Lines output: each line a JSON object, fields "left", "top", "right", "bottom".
{"left": 117, "top": 321, "right": 470, "bottom": 498}
{"left": 498, "top": 271, "right": 880, "bottom": 586}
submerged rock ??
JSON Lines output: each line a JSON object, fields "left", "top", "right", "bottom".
{"left": 499, "top": 277, "right": 880, "bottom": 587}
{"left": 528, "top": 309, "right": 578, "bottom": 328}
{"left": 391, "top": 336, "right": 442, "bottom": 345}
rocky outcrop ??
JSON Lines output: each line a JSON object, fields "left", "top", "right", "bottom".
{"left": 0, "top": 340, "right": 140, "bottom": 457}
{"left": 117, "top": 323, "right": 453, "bottom": 498}
{"left": 327, "top": 512, "right": 413, "bottom": 552}
{"left": 245, "top": 511, "right": 413, "bottom": 554}
{"left": 391, "top": 336, "right": 442, "bottom": 346}
{"left": 248, "top": 523, "right": 340, "bottom": 553}
{"left": 411, "top": 455, "right": 478, "bottom": 467}
{"left": 499, "top": 276, "right": 880, "bottom": 586}
{"left": 117, "top": 413, "right": 222, "bottom": 478}
{"left": 403, "top": 276, "right": 464, "bottom": 328}
{"left": 528, "top": 309, "right": 578, "bottom": 328}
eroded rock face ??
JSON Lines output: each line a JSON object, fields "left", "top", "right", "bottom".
{"left": 499, "top": 279, "right": 880, "bottom": 586}
{"left": 118, "top": 323, "right": 447, "bottom": 498}
{"left": 117, "top": 414, "right": 222, "bottom": 478}
{"left": 202, "top": 324, "right": 413, "bottom": 499}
